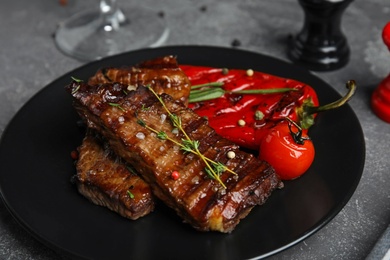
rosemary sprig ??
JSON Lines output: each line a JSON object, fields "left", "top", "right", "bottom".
{"left": 189, "top": 82, "right": 298, "bottom": 103}
{"left": 142, "top": 85, "right": 237, "bottom": 188}
{"left": 189, "top": 88, "right": 225, "bottom": 103}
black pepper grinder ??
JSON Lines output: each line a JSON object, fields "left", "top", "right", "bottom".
{"left": 288, "top": 0, "right": 354, "bottom": 71}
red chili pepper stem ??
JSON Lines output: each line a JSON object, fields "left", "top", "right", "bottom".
{"left": 297, "top": 80, "right": 356, "bottom": 129}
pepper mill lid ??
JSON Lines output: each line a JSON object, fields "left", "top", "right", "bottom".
{"left": 371, "top": 22, "right": 390, "bottom": 123}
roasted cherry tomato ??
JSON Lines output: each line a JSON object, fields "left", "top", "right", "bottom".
{"left": 258, "top": 121, "right": 315, "bottom": 180}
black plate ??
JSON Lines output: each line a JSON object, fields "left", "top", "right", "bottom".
{"left": 0, "top": 46, "right": 365, "bottom": 260}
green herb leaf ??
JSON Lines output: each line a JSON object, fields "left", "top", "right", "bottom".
{"left": 181, "top": 139, "right": 195, "bottom": 153}
{"left": 141, "top": 104, "right": 150, "bottom": 111}
{"left": 169, "top": 114, "right": 181, "bottom": 128}
{"left": 204, "top": 167, "right": 215, "bottom": 180}
{"left": 189, "top": 87, "right": 225, "bottom": 103}
{"left": 108, "top": 102, "right": 125, "bottom": 111}
{"left": 71, "top": 76, "right": 83, "bottom": 83}
{"left": 157, "top": 131, "right": 168, "bottom": 140}
{"left": 191, "top": 82, "right": 224, "bottom": 90}
{"left": 137, "top": 119, "right": 146, "bottom": 127}
{"left": 230, "top": 88, "right": 297, "bottom": 95}
{"left": 127, "top": 190, "right": 135, "bottom": 199}
{"left": 213, "top": 162, "right": 226, "bottom": 175}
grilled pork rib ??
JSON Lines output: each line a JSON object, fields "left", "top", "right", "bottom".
{"left": 88, "top": 55, "right": 192, "bottom": 105}
{"left": 76, "top": 131, "right": 154, "bottom": 220}
{"left": 74, "top": 56, "right": 190, "bottom": 221}
{"left": 67, "top": 82, "right": 281, "bottom": 233}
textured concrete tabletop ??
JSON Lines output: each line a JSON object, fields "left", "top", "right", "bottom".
{"left": 0, "top": 0, "right": 389, "bottom": 259}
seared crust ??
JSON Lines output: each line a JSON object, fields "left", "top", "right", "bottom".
{"left": 88, "top": 55, "right": 192, "bottom": 105}
{"left": 76, "top": 131, "right": 154, "bottom": 220}
{"left": 73, "top": 56, "right": 190, "bottom": 221}
{"left": 67, "top": 82, "right": 281, "bottom": 233}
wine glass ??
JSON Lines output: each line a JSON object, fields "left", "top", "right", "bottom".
{"left": 54, "top": 0, "right": 169, "bottom": 61}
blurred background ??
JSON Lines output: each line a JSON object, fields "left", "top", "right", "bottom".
{"left": 0, "top": 0, "right": 389, "bottom": 259}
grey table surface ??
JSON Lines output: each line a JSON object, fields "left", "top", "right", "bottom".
{"left": 0, "top": 0, "right": 389, "bottom": 259}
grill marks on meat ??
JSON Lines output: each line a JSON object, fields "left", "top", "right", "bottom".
{"left": 75, "top": 131, "right": 154, "bottom": 220}
{"left": 88, "top": 55, "right": 191, "bottom": 105}
{"left": 74, "top": 56, "right": 190, "bottom": 221}
{"left": 67, "top": 81, "right": 281, "bottom": 233}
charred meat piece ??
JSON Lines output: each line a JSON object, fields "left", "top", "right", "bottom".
{"left": 88, "top": 55, "right": 192, "bottom": 105}
{"left": 75, "top": 131, "right": 154, "bottom": 220}
{"left": 66, "top": 81, "right": 281, "bottom": 233}
{"left": 74, "top": 56, "right": 191, "bottom": 221}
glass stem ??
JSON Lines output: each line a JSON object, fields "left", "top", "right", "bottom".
{"left": 100, "top": 0, "right": 117, "bottom": 14}
{"left": 99, "top": 0, "right": 126, "bottom": 31}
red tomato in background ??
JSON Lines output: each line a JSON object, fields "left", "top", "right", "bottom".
{"left": 259, "top": 122, "right": 315, "bottom": 180}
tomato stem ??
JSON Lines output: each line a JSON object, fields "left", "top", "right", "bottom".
{"left": 285, "top": 117, "right": 310, "bottom": 145}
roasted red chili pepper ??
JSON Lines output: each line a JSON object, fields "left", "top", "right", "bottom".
{"left": 181, "top": 65, "right": 319, "bottom": 150}
{"left": 181, "top": 65, "right": 356, "bottom": 151}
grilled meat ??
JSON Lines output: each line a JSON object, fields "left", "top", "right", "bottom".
{"left": 75, "top": 131, "right": 154, "bottom": 220}
{"left": 88, "top": 55, "right": 192, "bottom": 105}
{"left": 66, "top": 81, "right": 281, "bottom": 233}
{"left": 73, "top": 56, "right": 190, "bottom": 221}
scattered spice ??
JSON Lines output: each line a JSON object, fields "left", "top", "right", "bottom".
{"left": 246, "top": 69, "right": 254, "bottom": 77}
{"left": 237, "top": 119, "right": 246, "bottom": 126}
{"left": 136, "top": 132, "right": 145, "bottom": 140}
{"left": 70, "top": 150, "right": 78, "bottom": 160}
{"left": 231, "top": 39, "right": 241, "bottom": 47}
{"left": 227, "top": 151, "right": 236, "bottom": 159}
{"left": 255, "top": 110, "right": 264, "bottom": 120}
{"left": 171, "top": 171, "right": 180, "bottom": 180}
{"left": 222, "top": 68, "right": 229, "bottom": 75}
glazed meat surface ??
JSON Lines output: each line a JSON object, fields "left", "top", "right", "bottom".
{"left": 66, "top": 81, "right": 281, "bottom": 233}
{"left": 73, "top": 56, "right": 190, "bottom": 221}
{"left": 75, "top": 131, "right": 154, "bottom": 220}
{"left": 88, "top": 55, "right": 192, "bottom": 105}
